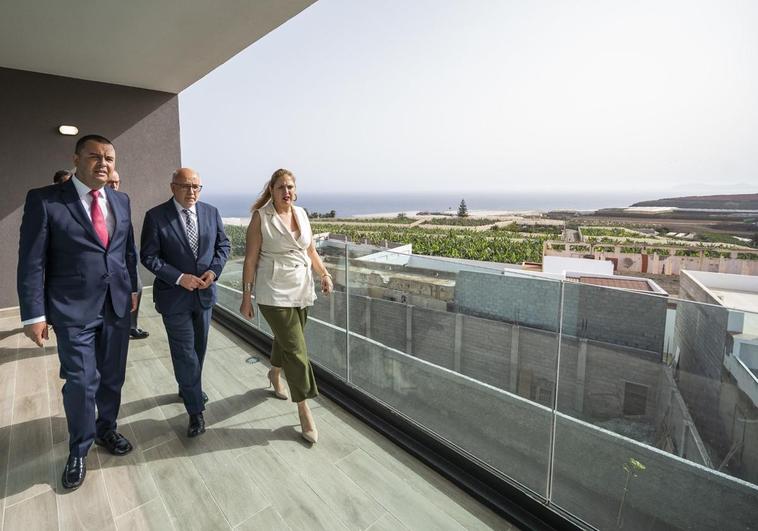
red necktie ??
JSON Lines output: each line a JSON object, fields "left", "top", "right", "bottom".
{"left": 89, "top": 190, "right": 109, "bottom": 248}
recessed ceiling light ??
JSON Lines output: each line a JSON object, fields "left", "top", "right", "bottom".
{"left": 58, "top": 125, "right": 79, "bottom": 136}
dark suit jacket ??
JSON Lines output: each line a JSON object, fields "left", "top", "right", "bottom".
{"left": 140, "top": 199, "right": 230, "bottom": 315}
{"left": 17, "top": 178, "right": 139, "bottom": 327}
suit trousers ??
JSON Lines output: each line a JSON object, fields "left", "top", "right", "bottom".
{"left": 162, "top": 298, "right": 211, "bottom": 415}
{"left": 54, "top": 293, "right": 130, "bottom": 457}
{"left": 259, "top": 305, "right": 318, "bottom": 403}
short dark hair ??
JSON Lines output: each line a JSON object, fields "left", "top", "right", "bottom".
{"left": 53, "top": 170, "right": 71, "bottom": 184}
{"left": 75, "top": 134, "right": 113, "bottom": 154}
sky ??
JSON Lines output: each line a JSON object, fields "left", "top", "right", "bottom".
{"left": 179, "top": 0, "right": 758, "bottom": 196}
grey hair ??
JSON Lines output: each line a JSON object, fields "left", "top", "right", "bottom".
{"left": 171, "top": 169, "right": 200, "bottom": 181}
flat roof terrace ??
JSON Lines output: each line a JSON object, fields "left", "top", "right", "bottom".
{"left": 0, "top": 304, "right": 514, "bottom": 530}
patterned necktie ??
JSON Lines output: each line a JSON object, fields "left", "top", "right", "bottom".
{"left": 89, "top": 190, "right": 109, "bottom": 248}
{"left": 183, "top": 208, "right": 198, "bottom": 258}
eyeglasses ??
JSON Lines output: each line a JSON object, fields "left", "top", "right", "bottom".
{"left": 172, "top": 182, "right": 203, "bottom": 192}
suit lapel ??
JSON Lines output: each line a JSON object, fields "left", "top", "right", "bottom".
{"left": 104, "top": 185, "right": 120, "bottom": 234}
{"left": 195, "top": 202, "right": 205, "bottom": 257}
{"left": 61, "top": 179, "right": 105, "bottom": 249}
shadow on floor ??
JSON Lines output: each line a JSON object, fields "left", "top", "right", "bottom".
{"left": 2, "top": 388, "right": 308, "bottom": 499}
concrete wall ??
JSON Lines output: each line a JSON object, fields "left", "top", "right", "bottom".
{"left": 455, "top": 271, "right": 561, "bottom": 332}
{"left": 309, "top": 288, "right": 668, "bottom": 445}
{"left": 1, "top": 67, "right": 180, "bottom": 308}
{"left": 455, "top": 270, "right": 667, "bottom": 352}
{"left": 675, "top": 274, "right": 732, "bottom": 460}
{"left": 562, "top": 282, "right": 667, "bottom": 352}
{"left": 545, "top": 247, "right": 758, "bottom": 276}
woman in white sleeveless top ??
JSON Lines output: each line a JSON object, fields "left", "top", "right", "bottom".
{"left": 239, "top": 169, "right": 333, "bottom": 443}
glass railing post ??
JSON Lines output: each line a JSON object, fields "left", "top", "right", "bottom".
{"left": 546, "top": 279, "right": 566, "bottom": 504}
{"left": 255, "top": 298, "right": 260, "bottom": 329}
{"left": 345, "top": 242, "right": 351, "bottom": 383}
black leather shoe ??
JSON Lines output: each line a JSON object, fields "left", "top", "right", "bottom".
{"left": 130, "top": 328, "right": 150, "bottom": 339}
{"left": 61, "top": 454, "right": 86, "bottom": 490}
{"left": 95, "top": 430, "right": 133, "bottom": 456}
{"left": 187, "top": 413, "right": 206, "bottom": 438}
{"left": 178, "top": 390, "right": 209, "bottom": 404}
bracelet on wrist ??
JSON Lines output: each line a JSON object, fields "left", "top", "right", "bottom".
{"left": 322, "top": 272, "right": 332, "bottom": 278}
{"left": 243, "top": 282, "right": 254, "bottom": 292}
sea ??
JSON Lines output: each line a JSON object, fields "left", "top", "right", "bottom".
{"left": 203, "top": 191, "right": 651, "bottom": 218}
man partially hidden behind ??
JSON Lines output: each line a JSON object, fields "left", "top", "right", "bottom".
{"left": 53, "top": 169, "right": 72, "bottom": 184}
{"left": 18, "top": 134, "right": 138, "bottom": 490}
{"left": 107, "top": 170, "right": 149, "bottom": 340}
{"left": 140, "top": 168, "right": 230, "bottom": 437}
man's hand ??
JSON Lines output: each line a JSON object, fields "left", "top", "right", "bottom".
{"left": 24, "top": 322, "right": 49, "bottom": 348}
{"left": 198, "top": 270, "right": 216, "bottom": 289}
{"left": 179, "top": 274, "right": 205, "bottom": 291}
{"left": 131, "top": 292, "right": 138, "bottom": 312}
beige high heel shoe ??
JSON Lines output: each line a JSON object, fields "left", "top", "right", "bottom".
{"left": 267, "top": 369, "right": 289, "bottom": 400}
{"left": 298, "top": 409, "right": 319, "bottom": 444}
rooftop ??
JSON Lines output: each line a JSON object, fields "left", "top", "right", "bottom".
{"left": 0, "top": 304, "right": 513, "bottom": 530}
{"left": 575, "top": 276, "right": 655, "bottom": 292}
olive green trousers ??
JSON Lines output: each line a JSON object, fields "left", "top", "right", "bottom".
{"left": 258, "top": 305, "right": 318, "bottom": 403}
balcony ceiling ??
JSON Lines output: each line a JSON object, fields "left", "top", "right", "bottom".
{"left": 0, "top": 0, "right": 316, "bottom": 93}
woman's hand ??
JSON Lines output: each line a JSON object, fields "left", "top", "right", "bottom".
{"left": 239, "top": 297, "right": 255, "bottom": 319}
{"left": 320, "top": 274, "right": 333, "bottom": 295}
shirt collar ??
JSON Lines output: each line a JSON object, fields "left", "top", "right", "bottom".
{"left": 173, "top": 198, "right": 197, "bottom": 216}
{"left": 72, "top": 174, "right": 106, "bottom": 200}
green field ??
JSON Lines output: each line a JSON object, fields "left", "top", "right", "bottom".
{"left": 223, "top": 222, "right": 543, "bottom": 264}
{"left": 310, "top": 224, "right": 543, "bottom": 263}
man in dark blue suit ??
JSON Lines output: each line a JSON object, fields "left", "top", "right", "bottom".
{"left": 17, "top": 135, "right": 139, "bottom": 490}
{"left": 140, "top": 168, "right": 230, "bottom": 437}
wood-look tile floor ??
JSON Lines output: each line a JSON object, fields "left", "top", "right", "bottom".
{"left": 0, "top": 305, "right": 517, "bottom": 530}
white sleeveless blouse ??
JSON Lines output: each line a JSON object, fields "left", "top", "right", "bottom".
{"left": 254, "top": 201, "right": 316, "bottom": 308}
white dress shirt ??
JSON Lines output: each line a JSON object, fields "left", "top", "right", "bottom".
{"left": 72, "top": 175, "right": 116, "bottom": 239}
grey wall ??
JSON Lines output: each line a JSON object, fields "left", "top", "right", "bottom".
{"left": 455, "top": 271, "right": 667, "bottom": 352}
{"left": 454, "top": 272, "right": 561, "bottom": 332}
{"left": 562, "top": 282, "right": 667, "bottom": 353}
{"left": 308, "top": 289, "right": 666, "bottom": 433}
{"left": 0, "top": 67, "right": 180, "bottom": 308}
{"left": 676, "top": 273, "right": 758, "bottom": 483}
{"left": 675, "top": 274, "right": 731, "bottom": 459}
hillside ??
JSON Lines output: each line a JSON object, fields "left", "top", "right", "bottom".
{"left": 631, "top": 193, "right": 758, "bottom": 210}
